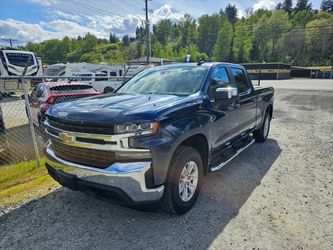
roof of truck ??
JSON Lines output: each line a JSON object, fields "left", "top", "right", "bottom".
{"left": 153, "top": 62, "right": 245, "bottom": 69}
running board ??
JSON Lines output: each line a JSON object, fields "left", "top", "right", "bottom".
{"left": 210, "top": 139, "right": 255, "bottom": 172}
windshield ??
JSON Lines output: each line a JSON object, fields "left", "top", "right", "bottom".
{"left": 117, "top": 66, "right": 208, "bottom": 96}
{"left": 5, "top": 52, "right": 35, "bottom": 67}
{"left": 50, "top": 85, "right": 97, "bottom": 94}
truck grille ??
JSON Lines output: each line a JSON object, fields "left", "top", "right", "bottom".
{"left": 50, "top": 139, "right": 116, "bottom": 169}
{"left": 47, "top": 116, "right": 114, "bottom": 135}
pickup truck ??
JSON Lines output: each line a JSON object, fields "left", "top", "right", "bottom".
{"left": 44, "top": 62, "right": 274, "bottom": 215}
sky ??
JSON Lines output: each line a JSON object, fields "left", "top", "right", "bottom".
{"left": 0, "top": 0, "right": 323, "bottom": 46}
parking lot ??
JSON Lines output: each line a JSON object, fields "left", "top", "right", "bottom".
{"left": 0, "top": 79, "right": 332, "bottom": 250}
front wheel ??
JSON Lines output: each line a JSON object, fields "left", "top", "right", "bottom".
{"left": 253, "top": 110, "right": 271, "bottom": 142}
{"left": 161, "top": 146, "right": 203, "bottom": 215}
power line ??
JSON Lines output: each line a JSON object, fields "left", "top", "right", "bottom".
{"left": 61, "top": 0, "right": 127, "bottom": 19}
{"left": 1, "top": 38, "right": 18, "bottom": 47}
{"left": 143, "top": 0, "right": 152, "bottom": 64}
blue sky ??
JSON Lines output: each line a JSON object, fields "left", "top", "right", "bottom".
{"left": 0, "top": 0, "right": 323, "bottom": 46}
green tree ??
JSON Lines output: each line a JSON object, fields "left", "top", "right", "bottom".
{"left": 282, "top": 0, "right": 293, "bottom": 15}
{"left": 291, "top": 10, "right": 314, "bottom": 27}
{"left": 234, "top": 20, "right": 252, "bottom": 62}
{"left": 122, "top": 35, "right": 130, "bottom": 47}
{"left": 154, "top": 19, "right": 172, "bottom": 46}
{"left": 305, "top": 16, "right": 333, "bottom": 65}
{"left": 321, "top": 0, "right": 333, "bottom": 13}
{"left": 225, "top": 4, "right": 238, "bottom": 25}
{"left": 280, "top": 28, "right": 306, "bottom": 65}
{"left": 109, "top": 32, "right": 118, "bottom": 43}
{"left": 213, "top": 17, "right": 233, "bottom": 61}
{"left": 268, "top": 10, "right": 290, "bottom": 60}
{"left": 198, "top": 14, "right": 223, "bottom": 57}
{"left": 294, "top": 0, "right": 312, "bottom": 13}
{"left": 177, "top": 14, "right": 198, "bottom": 48}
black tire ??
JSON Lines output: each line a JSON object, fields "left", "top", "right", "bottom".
{"left": 253, "top": 110, "right": 271, "bottom": 142}
{"left": 161, "top": 146, "right": 203, "bottom": 215}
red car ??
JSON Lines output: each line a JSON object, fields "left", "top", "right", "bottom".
{"left": 28, "top": 82, "right": 100, "bottom": 126}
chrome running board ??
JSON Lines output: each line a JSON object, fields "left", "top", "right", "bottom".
{"left": 210, "top": 139, "right": 255, "bottom": 172}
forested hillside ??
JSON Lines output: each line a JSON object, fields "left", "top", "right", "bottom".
{"left": 23, "top": 0, "right": 333, "bottom": 66}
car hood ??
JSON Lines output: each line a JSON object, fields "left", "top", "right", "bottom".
{"left": 47, "top": 93, "right": 201, "bottom": 124}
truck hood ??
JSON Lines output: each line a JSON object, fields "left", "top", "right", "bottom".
{"left": 47, "top": 93, "right": 200, "bottom": 124}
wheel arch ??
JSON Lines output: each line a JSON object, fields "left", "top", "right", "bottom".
{"left": 266, "top": 104, "right": 273, "bottom": 120}
{"left": 178, "top": 134, "right": 209, "bottom": 176}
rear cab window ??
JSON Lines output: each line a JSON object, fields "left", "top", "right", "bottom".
{"left": 230, "top": 67, "right": 251, "bottom": 94}
{"left": 50, "top": 85, "right": 97, "bottom": 94}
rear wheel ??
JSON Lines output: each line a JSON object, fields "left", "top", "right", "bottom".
{"left": 253, "top": 110, "right": 271, "bottom": 142}
{"left": 161, "top": 146, "right": 203, "bottom": 215}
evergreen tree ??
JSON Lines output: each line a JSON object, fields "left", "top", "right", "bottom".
{"left": 122, "top": 35, "right": 130, "bottom": 47}
{"left": 109, "top": 32, "right": 118, "bottom": 43}
{"left": 294, "top": 0, "right": 312, "bottom": 13}
{"left": 225, "top": 4, "right": 238, "bottom": 25}
{"left": 282, "top": 0, "right": 293, "bottom": 15}
{"left": 321, "top": 0, "right": 333, "bottom": 13}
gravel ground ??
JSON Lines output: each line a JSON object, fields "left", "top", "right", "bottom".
{"left": 1, "top": 80, "right": 333, "bottom": 250}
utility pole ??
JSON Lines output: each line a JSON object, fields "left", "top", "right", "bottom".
{"left": 144, "top": 0, "right": 151, "bottom": 64}
{"left": 1, "top": 38, "right": 18, "bottom": 47}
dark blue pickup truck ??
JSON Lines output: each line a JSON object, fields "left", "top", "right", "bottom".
{"left": 44, "top": 62, "right": 274, "bottom": 214}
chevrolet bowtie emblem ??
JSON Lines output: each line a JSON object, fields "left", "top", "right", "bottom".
{"left": 59, "top": 132, "right": 74, "bottom": 143}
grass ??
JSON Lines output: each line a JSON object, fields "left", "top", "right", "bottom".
{"left": 0, "top": 159, "right": 59, "bottom": 208}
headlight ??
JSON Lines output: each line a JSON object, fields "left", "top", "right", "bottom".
{"left": 114, "top": 122, "right": 159, "bottom": 134}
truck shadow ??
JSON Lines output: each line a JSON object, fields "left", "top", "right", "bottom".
{"left": 1, "top": 139, "right": 281, "bottom": 249}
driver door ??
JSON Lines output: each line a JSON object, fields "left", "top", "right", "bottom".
{"left": 209, "top": 67, "right": 239, "bottom": 154}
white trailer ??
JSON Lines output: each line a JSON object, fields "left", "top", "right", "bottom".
{"left": 0, "top": 49, "right": 41, "bottom": 95}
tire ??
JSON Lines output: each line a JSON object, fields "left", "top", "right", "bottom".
{"left": 161, "top": 146, "right": 203, "bottom": 215}
{"left": 253, "top": 110, "right": 271, "bottom": 142}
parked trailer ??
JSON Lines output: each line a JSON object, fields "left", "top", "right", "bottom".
{"left": 0, "top": 48, "right": 42, "bottom": 96}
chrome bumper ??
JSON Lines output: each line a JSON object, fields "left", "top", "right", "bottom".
{"left": 45, "top": 147, "right": 164, "bottom": 203}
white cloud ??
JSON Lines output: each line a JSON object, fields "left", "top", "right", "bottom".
{"left": 31, "top": 0, "right": 58, "bottom": 6}
{"left": 237, "top": 9, "right": 246, "bottom": 19}
{"left": 150, "top": 4, "right": 185, "bottom": 24}
{"left": 0, "top": 4, "right": 186, "bottom": 43}
{"left": 86, "top": 4, "right": 185, "bottom": 37}
{"left": 53, "top": 10, "right": 82, "bottom": 22}
{"left": 0, "top": 18, "right": 51, "bottom": 43}
{"left": 86, "top": 14, "right": 142, "bottom": 37}
{"left": 253, "top": 0, "right": 277, "bottom": 11}
{"left": 48, "top": 20, "right": 104, "bottom": 37}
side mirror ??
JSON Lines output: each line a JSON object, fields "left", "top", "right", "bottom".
{"left": 215, "top": 87, "right": 238, "bottom": 100}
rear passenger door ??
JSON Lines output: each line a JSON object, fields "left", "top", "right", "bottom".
{"left": 230, "top": 67, "right": 257, "bottom": 133}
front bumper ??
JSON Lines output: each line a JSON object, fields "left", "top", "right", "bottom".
{"left": 45, "top": 147, "right": 164, "bottom": 204}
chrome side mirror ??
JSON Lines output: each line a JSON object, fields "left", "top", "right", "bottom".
{"left": 215, "top": 87, "right": 238, "bottom": 100}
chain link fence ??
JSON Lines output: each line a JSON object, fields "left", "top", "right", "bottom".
{"left": 0, "top": 71, "right": 144, "bottom": 167}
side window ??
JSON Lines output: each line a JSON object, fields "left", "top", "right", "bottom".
{"left": 231, "top": 68, "right": 250, "bottom": 94}
{"left": 36, "top": 86, "right": 44, "bottom": 99}
{"left": 210, "top": 67, "right": 230, "bottom": 89}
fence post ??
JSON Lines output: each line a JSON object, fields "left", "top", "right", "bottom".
{"left": 22, "top": 76, "right": 41, "bottom": 167}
